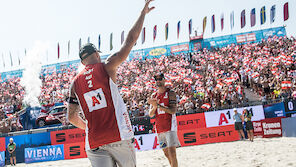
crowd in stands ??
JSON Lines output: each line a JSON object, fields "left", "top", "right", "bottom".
{"left": 0, "top": 35, "right": 296, "bottom": 133}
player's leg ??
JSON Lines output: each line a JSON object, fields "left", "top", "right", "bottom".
{"left": 162, "top": 147, "right": 172, "bottom": 165}
{"left": 168, "top": 146, "right": 178, "bottom": 167}
{"left": 86, "top": 148, "right": 116, "bottom": 167}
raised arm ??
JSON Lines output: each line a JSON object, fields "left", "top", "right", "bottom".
{"left": 67, "top": 82, "right": 86, "bottom": 130}
{"left": 105, "top": 0, "right": 155, "bottom": 72}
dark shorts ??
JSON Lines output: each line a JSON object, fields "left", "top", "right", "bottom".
{"left": 234, "top": 122, "right": 243, "bottom": 130}
{"left": 9, "top": 151, "right": 16, "bottom": 157}
{"left": 246, "top": 121, "right": 254, "bottom": 130}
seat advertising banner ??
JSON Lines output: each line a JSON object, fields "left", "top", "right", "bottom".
{"left": 176, "top": 113, "right": 206, "bottom": 130}
{"left": 178, "top": 125, "right": 239, "bottom": 147}
{"left": 134, "top": 133, "right": 160, "bottom": 151}
{"left": 263, "top": 102, "right": 285, "bottom": 118}
{"left": 51, "top": 128, "right": 85, "bottom": 145}
{"left": 0, "top": 152, "right": 4, "bottom": 167}
{"left": 25, "top": 144, "right": 64, "bottom": 164}
{"left": 64, "top": 142, "right": 87, "bottom": 160}
{"left": 204, "top": 105, "right": 265, "bottom": 128}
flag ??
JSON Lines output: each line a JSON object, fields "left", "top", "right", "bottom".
{"left": 68, "top": 40, "right": 70, "bottom": 56}
{"left": 2, "top": 53, "right": 5, "bottom": 68}
{"left": 87, "top": 37, "right": 90, "bottom": 43}
{"left": 153, "top": 25, "right": 157, "bottom": 42}
{"left": 250, "top": 8, "right": 256, "bottom": 27}
{"left": 10, "top": 52, "right": 13, "bottom": 66}
{"left": 79, "top": 38, "right": 81, "bottom": 49}
{"left": 188, "top": 19, "right": 192, "bottom": 35}
{"left": 110, "top": 33, "right": 113, "bottom": 51}
{"left": 284, "top": 2, "right": 289, "bottom": 21}
{"left": 230, "top": 11, "right": 234, "bottom": 30}
{"left": 141, "top": 27, "right": 145, "bottom": 44}
{"left": 177, "top": 21, "right": 180, "bottom": 39}
{"left": 121, "top": 31, "right": 124, "bottom": 45}
{"left": 241, "top": 10, "right": 246, "bottom": 28}
{"left": 220, "top": 14, "right": 224, "bottom": 31}
{"left": 57, "top": 43, "right": 60, "bottom": 59}
{"left": 260, "top": 6, "right": 266, "bottom": 25}
{"left": 281, "top": 81, "right": 292, "bottom": 89}
{"left": 202, "top": 16, "right": 207, "bottom": 33}
{"left": 98, "top": 35, "right": 101, "bottom": 51}
{"left": 165, "top": 23, "right": 169, "bottom": 40}
{"left": 270, "top": 5, "right": 276, "bottom": 23}
{"left": 211, "top": 15, "right": 215, "bottom": 33}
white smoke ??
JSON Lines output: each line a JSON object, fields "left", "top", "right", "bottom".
{"left": 20, "top": 41, "right": 50, "bottom": 107}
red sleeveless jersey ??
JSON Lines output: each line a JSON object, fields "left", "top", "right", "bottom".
{"left": 73, "top": 63, "right": 133, "bottom": 150}
{"left": 153, "top": 88, "right": 177, "bottom": 133}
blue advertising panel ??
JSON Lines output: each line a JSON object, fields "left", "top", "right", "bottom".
{"left": 25, "top": 144, "right": 64, "bottom": 164}
{"left": 263, "top": 102, "right": 286, "bottom": 118}
{"left": 0, "top": 151, "right": 4, "bottom": 167}
{"left": 5, "top": 132, "right": 51, "bottom": 163}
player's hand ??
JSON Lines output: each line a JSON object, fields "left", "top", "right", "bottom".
{"left": 142, "top": 0, "right": 155, "bottom": 15}
{"left": 147, "top": 98, "right": 157, "bottom": 107}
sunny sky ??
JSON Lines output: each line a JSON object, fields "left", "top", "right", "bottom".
{"left": 0, "top": 0, "right": 295, "bottom": 72}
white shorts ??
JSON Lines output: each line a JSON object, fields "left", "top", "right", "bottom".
{"left": 158, "top": 131, "right": 180, "bottom": 149}
{"left": 86, "top": 139, "right": 136, "bottom": 167}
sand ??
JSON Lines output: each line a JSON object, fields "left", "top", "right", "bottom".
{"left": 14, "top": 137, "right": 296, "bottom": 167}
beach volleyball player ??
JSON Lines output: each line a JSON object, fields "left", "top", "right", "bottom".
{"left": 67, "top": 1, "right": 155, "bottom": 166}
{"left": 148, "top": 73, "right": 180, "bottom": 167}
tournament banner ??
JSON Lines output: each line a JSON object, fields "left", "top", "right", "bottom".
{"left": 263, "top": 102, "right": 285, "bottom": 118}
{"left": 64, "top": 142, "right": 87, "bottom": 160}
{"left": 284, "top": 99, "right": 296, "bottom": 117}
{"left": 25, "top": 144, "right": 64, "bottom": 164}
{"left": 51, "top": 128, "right": 85, "bottom": 145}
{"left": 204, "top": 105, "right": 265, "bottom": 128}
{"left": 0, "top": 151, "right": 4, "bottom": 167}
{"left": 134, "top": 133, "right": 160, "bottom": 151}
{"left": 171, "top": 44, "right": 189, "bottom": 53}
{"left": 178, "top": 125, "right": 240, "bottom": 147}
{"left": 176, "top": 112, "right": 206, "bottom": 130}
{"left": 0, "top": 138, "right": 5, "bottom": 152}
{"left": 131, "top": 117, "right": 153, "bottom": 135}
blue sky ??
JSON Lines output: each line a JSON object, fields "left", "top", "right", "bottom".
{"left": 0, "top": 0, "right": 295, "bottom": 72}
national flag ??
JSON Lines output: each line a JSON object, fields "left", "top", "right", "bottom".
{"left": 201, "top": 103, "right": 211, "bottom": 110}
{"left": 230, "top": 11, "right": 234, "bottom": 30}
{"left": 141, "top": 27, "right": 145, "bottom": 44}
{"left": 281, "top": 81, "right": 292, "bottom": 89}
{"left": 87, "top": 37, "right": 90, "bottom": 43}
{"left": 184, "top": 78, "right": 192, "bottom": 85}
{"left": 10, "top": 52, "right": 13, "bottom": 66}
{"left": 260, "top": 6, "right": 266, "bottom": 25}
{"left": 68, "top": 40, "right": 70, "bottom": 56}
{"left": 177, "top": 21, "right": 181, "bottom": 39}
{"left": 153, "top": 25, "right": 157, "bottom": 42}
{"left": 284, "top": 2, "right": 289, "bottom": 21}
{"left": 220, "top": 14, "right": 224, "bottom": 31}
{"left": 241, "top": 10, "right": 246, "bottom": 28}
{"left": 216, "top": 82, "right": 224, "bottom": 89}
{"left": 250, "top": 8, "right": 256, "bottom": 27}
{"left": 211, "top": 15, "right": 215, "bottom": 33}
{"left": 165, "top": 23, "right": 169, "bottom": 41}
{"left": 79, "top": 38, "right": 81, "bottom": 49}
{"left": 270, "top": 5, "right": 276, "bottom": 23}
{"left": 121, "top": 31, "right": 125, "bottom": 45}
{"left": 57, "top": 43, "right": 60, "bottom": 59}
{"left": 165, "top": 80, "right": 173, "bottom": 87}
{"left": 202, "top": 16, "right": 207, "bottom": 33}
{"left": 188, "top": 19, "right": 192, "bottom": 35}
{"left": 121, "top": 86, "right": 129, "bottom": 92}
{"left": 98, "top": 35, "right": 101, "bottom": 51}
{"left": 224, "top": 77, "right": 236, "bottom": 85}
{"left": 110, "top": 33, "right": 113, "bottom": 51}
{"left": 251, "top": 72, "right": 260, "bottom": 78}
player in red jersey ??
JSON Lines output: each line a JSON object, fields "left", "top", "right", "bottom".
{"left": 148, "top": 73, "right": 180, "bottom": 167}
{"left": 67, "top": 1, "right": 155, "bottom": 166}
